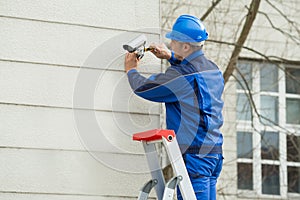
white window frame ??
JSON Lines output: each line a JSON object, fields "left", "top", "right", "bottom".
{"left": 236, "top": 60, "right": 300, "bottom": 199}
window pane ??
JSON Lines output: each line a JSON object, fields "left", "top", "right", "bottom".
{"left": 262, "top": 165, "right": 280, "bottom": 195}
{"left": 237, "top": 132, "right": 253, "bottom": 158}
{"left": 261, "top": 131, "right": 279, "bottom": 160}
{"left": 286, "top": 98, "right": 300, "bottom": 124}
{"left": 237, "top": 93, "right": 252, "bottom": 121}
{"left": 288, "top": 167, "right": 300, "bottom": 193}
{"left": 238, "top": 163, "right": 253, "bottom": 190}
{"left": 287, "top": 134, "right": 300, "bottom": 162}
{"left": 260, "top": 63, "right": 278, "bottom": 92}
{"left": 286, "top": 67, "right": 300, "bottom": 94}
{"left": 260, "top": 95, "right": 278, "bottom": 125}
{"left": 237, "top": 62, "right": 252, "bottom": 90}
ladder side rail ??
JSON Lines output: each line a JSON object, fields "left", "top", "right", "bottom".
{"left": 162, "top": 137, "right": 197, "bottom": 200}
{"left": 137, "top": 179, "right": 157, "bottom": 200}
{"left": 137, "top": 191, "right": 149, "bottom": 200}
{"left": 143, "top": 142, "right": 165, "bottom": 200}
{"left": 162, "top": 176, "right": 182, "bottom": 200}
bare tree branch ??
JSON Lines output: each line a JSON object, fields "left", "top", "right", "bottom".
{"left": 233, "top": 71, "right": 297, "bottom": 135}
{"left": 200, "top": 0, "right": 222, "bottom": 21}
{"left": 223, "top": 0, "right": 261, "bottom": 84}
{"left": 265, "top": 0, "right": 300, "bottom": 35}
{"left": 208, "top": 39, "right": 300, "bottom": 65}
{"left": 161, "top": 1, "right": 300, "bottom": 194}
{"left": 161, "top": 0, "right": 182, "bottom": 29}
{"left": 162, "top": 0, "right": 223, "bottom": 30}
{"left": 258, "top": 10, "right": 300, "bottom": 45}
{"left": 209, "top": 39, "right": 300, "bottom": 87}
{"left": 233, "top": 15, "right": 248, "bottom": 44}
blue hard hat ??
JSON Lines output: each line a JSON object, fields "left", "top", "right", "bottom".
{"left": 166, "top": 15, "right": 208, "bottom": 43}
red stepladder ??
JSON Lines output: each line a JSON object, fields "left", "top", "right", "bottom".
{"left": 133, "top": 129, "right": 197, "bottom": 200}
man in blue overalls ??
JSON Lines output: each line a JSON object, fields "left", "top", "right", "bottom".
{"left": 125, "top": 14, "right": 224, "bottom": 200}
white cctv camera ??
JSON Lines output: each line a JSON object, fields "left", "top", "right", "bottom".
{"left": 123, "top": 34, "right": 147, "bottom": 59}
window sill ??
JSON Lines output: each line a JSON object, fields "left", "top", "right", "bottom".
{"left": 237, "top": 190, "right": 300, "bottom": 199}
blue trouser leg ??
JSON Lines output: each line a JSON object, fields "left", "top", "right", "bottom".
{"left": 209, "top": 176, "right": 217, "bottom": 200}
{"left": 177, "top": 154, "right": 223, "bottom": 200}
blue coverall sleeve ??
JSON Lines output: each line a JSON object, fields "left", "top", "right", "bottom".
{"left": 168, "top": 51, "right": 181, "bottom": 65}
{"left": 127, "top": 67, "right": 181, "bottom": 103}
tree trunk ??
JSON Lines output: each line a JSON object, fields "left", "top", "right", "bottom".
{"left": 201, "top": 0, "right": 222, "bottom": 21}
{"left": 223, "top": 0, "right": 261, "bottom": 84}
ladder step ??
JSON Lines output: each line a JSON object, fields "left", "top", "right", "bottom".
{"left": 133, "top": 129, "right": 197, "bottom": 200}
{"left": 133, "top": 129, "right": 175, "bottom": 142}
{"left": 162, "top": 176, "right": 182, "bottom": 200}
{"left": 137, "top": 179, "right": 157, "bottom": 200}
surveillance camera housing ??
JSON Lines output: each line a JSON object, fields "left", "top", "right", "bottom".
{"left": 123, "top": 34, "right": 147, "bottom": 59}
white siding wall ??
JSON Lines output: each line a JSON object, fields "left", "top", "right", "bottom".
{"left": 0, "top": 0, "right": 160, "bottom": 199}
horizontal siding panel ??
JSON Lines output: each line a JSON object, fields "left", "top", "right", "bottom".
{"left": 0, "top": 0, "right": 160, "bottom": 31}
{"left": 0, "top": 1, "right": 161, "bottom": 199}
{"left": 242, "top": 39, "right": 299, "bottom": 60}
{"left": 0, "top": 17, "right": 114, "bottom": 67}
{"left": 0, "top": 61, "right": 160, "bottom": 114}
{"left": 0, "top": 148, "right": 153, "bottom": 196}
{"left": 0, "top": 17, "right": 161, "bottom": 73}
{"left": 222, "top": 136, "right": 237, "bottom": 152}
{"left": 0, "top": 193, "right": 152, "bottom": 200}
{"left": 204, "top": 43, "right": 235, "bottom": 71}
{"left": 0, "top": 104, "right": 160, "bottom": 153}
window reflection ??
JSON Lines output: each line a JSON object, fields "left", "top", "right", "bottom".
{"left": 261, "top": 131, "right": 279, "bottom": 160}
{"left": 237, "top": 62, "right": 252, "bottom": 90}
{"left": 287, "top": 135, "right": 300, "bottom": 162}
{"left": 262, "top": 165, "right": 280, "bottom": 195}
{"left": 237, "top": 93, "right": 252, "bottom": 121}
{"left": 286, "top": 68, "right": 300, "bottom": 94}
{"left": 260, "top": 63, "right": 278, "bottom": 92}
{"left": 286, "top": 98, "right": 300, "bottom": 124}
{"left": 260, "top": 95, "right": 278, "bottom": 125}
{"left": 237, "top": 132, "right": 253, "bottom": 158}
{"left": 238, "top": 163, "right": 253, "bottom": 190}
{"left": 288, "top": 167, "right": 300, "bottom": 193}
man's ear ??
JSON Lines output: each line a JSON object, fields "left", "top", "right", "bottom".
{"left": 183, "top": 43, "right": 191, "bottom": 52}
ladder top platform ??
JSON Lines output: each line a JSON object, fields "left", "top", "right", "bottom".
{"left": 132, "top": 129, "right": 175, "bottom": 142}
